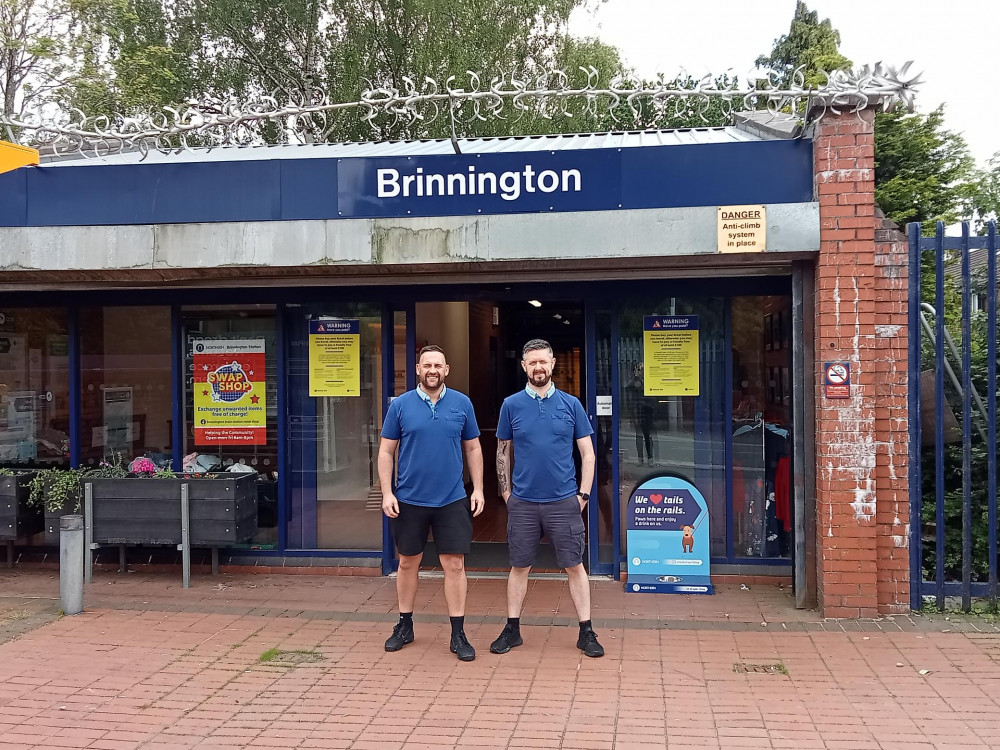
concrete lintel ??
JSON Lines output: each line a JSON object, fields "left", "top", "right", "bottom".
{"left": 0, "top": 203, "right": 818, "bottom": 272}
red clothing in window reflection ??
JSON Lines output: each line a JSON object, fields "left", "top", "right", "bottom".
{"left": 775, "top": 456, "right": 791, "bottom": 532}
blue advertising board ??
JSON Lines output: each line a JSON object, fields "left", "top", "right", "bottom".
{"left": 625, "top": 474, "right": 713, "bottom": 594}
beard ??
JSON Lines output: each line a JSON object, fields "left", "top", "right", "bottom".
{"left": 420, "top": 372, "right": 444, "bottom": 391}
{"left": 528, "top": 370, "right": 551, "bottom": 387}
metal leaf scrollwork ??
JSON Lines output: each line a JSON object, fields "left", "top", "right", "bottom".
{"left": 2, "top": 62, "right": 919, "bottom": 158}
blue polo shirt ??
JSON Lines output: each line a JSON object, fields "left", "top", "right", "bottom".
{"left": 496, "top": 385, "right": 593, "bottom": 503}
{"left": 380, "top": 386, "right": 480, "bottom": 507}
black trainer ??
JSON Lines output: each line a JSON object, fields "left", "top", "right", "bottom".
{"left": 384, "top": 619, "right": 414, "bottom": 652}
{"left": 489, "top": 623, "right": 523, "bottom": 654}
{"left": 577, "top": 628, "right": 605, "bottom": 658}
{"left": 450, "top": 631, "right": 476, "bottom": 661}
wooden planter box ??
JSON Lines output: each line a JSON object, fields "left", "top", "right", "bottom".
{"left": 0, "top": 473, "right": 42, "bottom": 542}
{"left": 88, "top": 474, "right": 257, "bottom": 547}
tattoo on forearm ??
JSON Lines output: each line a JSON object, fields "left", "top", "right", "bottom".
{"left": 497, "top": 440, "right": 511, "bottom": 496}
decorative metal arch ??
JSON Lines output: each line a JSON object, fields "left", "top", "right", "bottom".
{"left": 2, "top": 62, "right": 919, "bottom": 158}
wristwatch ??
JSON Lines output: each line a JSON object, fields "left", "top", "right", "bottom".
{"left": 578, "top": 492, "right": 590, "bottom": 501}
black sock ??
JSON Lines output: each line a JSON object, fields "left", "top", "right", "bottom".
{"left": 579, "top": 619, "right": 593, "bottom": 632}
{"left": 450, "top": 616, "right": 465, "bottom": 636}
{"left": 507, "top": 617, "right": 520, "bottom": 633}
{"left": 399, "top": 612, "right": 413, "bottom": 625}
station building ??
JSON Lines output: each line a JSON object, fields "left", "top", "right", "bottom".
{"left": 0, "top": 104, "right": 909, "bottom": 617}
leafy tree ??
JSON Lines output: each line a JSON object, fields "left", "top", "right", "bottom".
{"left": 0, "top": 0, "right": 96, "bottom": 120}
{"left": 754, "top": 0, "right": 851, "bottom": 88}
{"left": 874, "top": 104, "right": 976, "bottom": 228}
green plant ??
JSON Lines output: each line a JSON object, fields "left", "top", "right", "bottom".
{"left": 258, "top": 647, "right": 280, "bottom": 663}
{"left": 27, "top": 468, "right": 87, "bottom": 514}
{"left": 0, "top": 468, "right": 15, "bottom": 477}
{"left": 89, "top": 451, "right": 128, "bottom": 479}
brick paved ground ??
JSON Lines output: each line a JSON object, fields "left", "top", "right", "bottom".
{"left": 3, "top": 569, "right": 1000, "bottom": 749}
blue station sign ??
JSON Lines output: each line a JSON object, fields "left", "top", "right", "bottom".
{"left": 0, "top": 139, "right": 814, "bottom": 227}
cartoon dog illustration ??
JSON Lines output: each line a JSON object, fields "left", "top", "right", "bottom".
{"left": 681, "top": 525, "right": 695, "bottom": 553}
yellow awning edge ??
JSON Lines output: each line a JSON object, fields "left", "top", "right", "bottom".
{"left": 0, "top": 140, "right": 39, "bottom": 175}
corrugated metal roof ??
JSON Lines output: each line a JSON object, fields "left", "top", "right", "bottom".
{"left": 41, "top": 126, "right": 764, "bottom": 167}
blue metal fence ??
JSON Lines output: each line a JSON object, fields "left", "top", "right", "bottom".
{"left": 909, "top": 221, "right": 998, "bottom": 611}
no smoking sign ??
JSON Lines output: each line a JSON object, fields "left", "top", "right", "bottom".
{"left": 824, "top": 362, "right": 850, "bottom": 399}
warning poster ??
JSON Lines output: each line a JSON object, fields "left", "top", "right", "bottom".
{"left": 642, "top": 316, "right": 699, "bottom": 397}
{"left": 193, "top": 339, "right": 267, "bottom": 445}
{"left": 309, "top": 320, "right": 360, "bottom": 397}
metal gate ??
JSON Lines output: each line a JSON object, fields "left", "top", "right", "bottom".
{"left": 908, "top": 221, "right": 998, "bottom": 611}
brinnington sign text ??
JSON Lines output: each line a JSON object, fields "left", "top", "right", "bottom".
{"left": 377, "top": 165, "right": 582, "bottom": 202}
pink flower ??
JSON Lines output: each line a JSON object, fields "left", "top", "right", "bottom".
{"left": 130, "top": 457, "right": 157, "bottom": 475}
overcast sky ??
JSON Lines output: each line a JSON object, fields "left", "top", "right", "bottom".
{"left": 568, "top": 0, "right": 998, "bottom": 167}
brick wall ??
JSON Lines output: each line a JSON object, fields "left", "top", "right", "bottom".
{"left": 813, "top": 108, "right": 910, "bottom": 617}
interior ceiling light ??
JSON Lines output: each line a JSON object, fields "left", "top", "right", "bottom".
{"left": 553, "top": 313, "right": 562, "bottom": 320}
{"left": 563, "top": 319, "right": 571, "bottom": 325}
{"left": 528, "top": 300, "right": 542, "bottom": 307}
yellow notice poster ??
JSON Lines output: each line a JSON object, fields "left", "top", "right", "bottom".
{"left": 309, "top": 319, "right": 360, "bottom": 397}
{"left": 642, "top": 316, "right": 699, "bottom": 397}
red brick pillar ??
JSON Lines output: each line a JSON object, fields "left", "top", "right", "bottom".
{"left": 813, "top": 108, "right": 910, "bottom": 617}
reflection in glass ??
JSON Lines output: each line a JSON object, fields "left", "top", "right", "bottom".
{"left": 0, "top": 308, "right": 70, "bottom": 468}
{"left": 80, "top": 306, "right": 172, "bottom": 468}
{"left": 731, "top": 296, "right": 792, "bottom": 559}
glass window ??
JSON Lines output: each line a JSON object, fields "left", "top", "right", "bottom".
{"left": 617, "top": 298, "right": 727, "bottom": 557}
{"left": 0, "top": 308, "right": 70, "bottom": 468}
{"left": 595, "top": 310, "right": 614, "bottom": 565}
{"left": 731, "top": 296, "right": 793, "bottom": 559}
{"left": 183, "top": 305, "right": 278, "bottom": 548}
{"left": 288, "top": 304, "right": 383, "bottom": 550}
{"left": 80, "top": 306, "right": 172, "bottom": 468}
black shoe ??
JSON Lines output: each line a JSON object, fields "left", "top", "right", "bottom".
{"left": 489, "top": 624, "right": 523, "bottom": 654}
{"left": 450, "top": 631, "right": 476, "bottom": 661}
{"left": 577, "top": 628, "right": 605, "bottom": 658}
{"left": 384, "top": 619, "right": 414, "bottom": 652}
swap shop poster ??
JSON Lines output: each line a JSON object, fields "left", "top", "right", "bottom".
{"left": 193, "top": 340, "right": 267, "bottom": 445}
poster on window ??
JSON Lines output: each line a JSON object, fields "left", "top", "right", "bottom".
{"left": 193, "top": 339, "right": 267, "bottom": 445}
{"left": 642, "top": 315, "right": 700, "bottom": 396}
{"left": 309, "top": 319, "right": 360, "bottom": 397}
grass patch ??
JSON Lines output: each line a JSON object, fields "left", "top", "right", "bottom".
{"left": 0, "top": 610, "right": 30, "bottom": 623}
{"left": 258, "top": 648, "right": 325, "bottom": 665}
{"left": 258, "top": 647, "right": 280, "bottom": 663}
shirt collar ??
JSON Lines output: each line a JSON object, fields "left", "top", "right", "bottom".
{"left": 416, "top": 384, "right": 446, "bottom": 403}
{"left": 525, "top": 383, "right": 556, "bottom": 400}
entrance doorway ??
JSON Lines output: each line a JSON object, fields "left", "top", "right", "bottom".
{"left": 413, "top": 298, "right": 586, "bottom": 570}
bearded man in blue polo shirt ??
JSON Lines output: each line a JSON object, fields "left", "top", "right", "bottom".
{"left": 378, "top": 345, "right": 484, "bottom": 661}
{"left": 491, "top": 338, "right": 603, "bottom": 658}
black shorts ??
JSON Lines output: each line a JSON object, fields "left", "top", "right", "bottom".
{"left": 506, "top": 495, "right": 585, "bottom": 569}
{"left": 390, "top": 497, "right": 473, "bottom": 557}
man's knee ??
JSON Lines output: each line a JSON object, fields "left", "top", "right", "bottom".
{"left": 439, "top": 554, "right": 466, "bottom": 575}
{"left": 397, "top": 553, "right": 422, "bottom": 572}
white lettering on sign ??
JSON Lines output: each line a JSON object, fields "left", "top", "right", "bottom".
{"left": 717, "top": 204, "right": 766, "bottom": 253}
{"left": 376, "top": 166, "right": 582, "bottom": 202}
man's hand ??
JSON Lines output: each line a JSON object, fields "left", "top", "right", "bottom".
{"left": 502, "top": 491, "right": 511, "bottom": 504}
{"left": 382, "top": 492, "right": 400, "bottom": 518}
{"left": 470, "top": 489, "right": 485, "bottom": 517}
{"left": 577, "top": 494, "right": 587, "bottom": 512}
